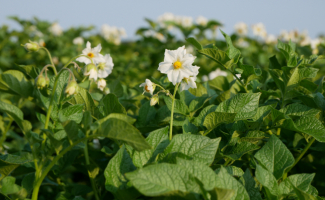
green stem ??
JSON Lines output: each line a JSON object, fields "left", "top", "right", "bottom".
{"left": 84, "top": 131, "right": 100, "bottom": 200}
{"left": 0, "top": 119, "right": 13, "bottom": 152}
{"left": 169, "top": 83, "right": 180, "bottom": 141}
{"left": 224, "top": 159, "right": 232, "bottom": 166}
{"left": 41, "top": 47, "right": 56, "bottom": 73}
{"left": 31, "top": 134, "right": 100, "bottom": 200}
{"left": 63, "top": 55, "right": 93, "bottom": 69}
{"left": 283, "top": 137, "right": 316, "bottom": 179}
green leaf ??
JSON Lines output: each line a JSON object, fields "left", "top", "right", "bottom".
{"left": 107, "top": 79, "right": 124, "bottom": 97}
{"left": 125, "top": 163, "right": 201, "bottom": 197}
{"left": 186, "top": 37, "right": 203, "bottom": 50}
{"left": 198, "top": 48, "right": 234, "bottom": 69}
{"left": 0, "top": 101, "right": 31, "bottom": 134}
{"left": 132, "top": 127, "right": 169, "bottom": 168}
{"left": 69, "top": 87, "right": 96, "bottom": 114}
{"left": 224, "top": 141, "right": 260, "bottom": 160}
{"left": 18, "top": 64, "right": 39, "bottom": 79}
{"left": 97, "top": 116, "right": 151, "bottom": 151}
{"left": 189, "top": 83, "right": 208, "bottom": 97}
{"left": 189, "top": 95, "right": 211, "bottom": 113}
{"left": 209, "top": 187, "right": 235, "bottom": 200}
{"left": 104, "top": 145, "right": 139, "bottom": 200}
{"left": 59, "top": 104, "right": 84, "bottom": 123}
{"left": 136, "top": 101, "right": 156, "bottom": 127}
{"left": 254, "top": 135, "right": 294, "bottom": 180}
{"left": 215, "top": 167, "right": 250, "bottom": 200}
{"left": 269, "top": 55, "right": 282, "bottom": 70}
{"left": 63, "top": 121, "right": 80, "bottom": 142}
{"left": 208, "top": 76, "right": 230, "bottom": 91}
{"left": 0, "top": 70, "right": 33, "bottom": 98}
{"left": 203, "top": 112, "right": 236, "bottom": 130}
{"left": 162, "top": 134, "right": 221, "bottom": 165}
{"left": 279, "top": 173, "right": 315, "bottom": 196}
{"left": 255, "top": 164, "right": 279, "bottom": 199}
{"left": 193, "top": 105, "right": 217, "bottom": 126}
{"left": 163, "top": 96, "right": 189, "bottom": 115}
{"left": 21, "top": 173, "right": 35, "bottom": 194}
{"left": 220, "top": 29, "right": 241, "bottom": 63}
{"left": 0, "top": 154, "right": 33, "bottom": 181}
{"left": 239, "top": 169, "right": 263, "bottom": 200}
{"left": 291, "top": 184, "right": 317, "bottom": 200}
{"left": 182, "top": 118, "right": 198, "bottom": 134}
{"left": 280, "top": 103, "right": 320, "bottom": 117}
{"left": 215, "top": 166, "right": 244, "bottom": 177}
{"left": 95, "top": 93, "right": 126, "bottom": 119}
{"left": 216, "top": 93, "right": 261, "bottom": 120}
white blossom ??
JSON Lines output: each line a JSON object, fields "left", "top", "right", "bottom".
{"left": 179, "top": 76, "right": 197, "bottom": 92}
{"left": 139, "top": 79, "right": 156, "bottom": 95}
{"left": 73, "top": 37, "right": 84, "bottom": 45}
{"left": 49, "top": 23, "right": 63, "bottom": 36}
{"left": 97, "top": 54, "right": 114, "bottom": 78}
{"left": 158, "top": 46, "right": 199, "bottom": 85}
{"left": 265, "top": 34, "right": 277, "bottom": 44}
{"left": 97, "top": 78, "right": 106, "bottom": 91}
{"left": 252, "top": 23, "right": 267, "bottom": 38}
{"left": 234, "top": 22, "right": 248, "bottom": 36}
{"left": 76, "top": 41, "right": 103, "bottom": 64}
{"left": 208, "top": 68, "right": 227, "bottom": 80}
{"left": 196, "top": 16, "right": 208, "bottom": 26}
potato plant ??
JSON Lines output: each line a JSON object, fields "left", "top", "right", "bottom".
{"left": 1, "top": 16, "right": 325, "bottom": 200}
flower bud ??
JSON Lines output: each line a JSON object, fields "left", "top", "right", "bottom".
{"left": 35, "top": 75, "right": 47, "bottom": 89}
{"left": 97, "top": 78, "right": 106, "bottom": 91}
{"left": 104, "top": 87, "right": 110, "bottom": 95}
{"left": 24, "top": 41, "right": 40, "bottom": 52}
{"left": 84, "top": 63, "right": 98, "bottom": 81}
{"left": 45, "top": 76, "right": 50, "bottom": 87}
{"left": 150, "top": 95, "right": 159, "bottom": 106}
{"left": 65, "top": 80, "right": 79, "bottom": 96}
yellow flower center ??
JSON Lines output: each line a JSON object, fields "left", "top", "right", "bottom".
{"left": 145, "top": 85, "right": 150, "bottom": 92}
{"left": 173, "top": 61, "right": 182, "bottom": 69}
{"left": 88, "top": 52, "right": 95, "bottom": 58}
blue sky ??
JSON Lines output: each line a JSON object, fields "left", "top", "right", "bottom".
{"left": 1, "top": 0, "right": 324, "bottom": 39}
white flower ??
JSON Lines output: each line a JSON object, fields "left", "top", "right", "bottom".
{"left": 252, "top": 23, "right": 267, "bottom": 38}
{"left": 101, "top": 24, "right": 125, "bottom": 45}
{"left": 97, "top": 78, "right": 106, "bottom": 91}
{"left": 311, "top": 38, "right": 321, "bottom": 50}
{"left": 180, "top": 76, "right": 197, "bottom": 92}
{"left": 300, "top": 36, "right": 311, "bottom": 46}
{"left": 236, "top": 38, "right": 249, "bottom": 48}
{"left": 181, "top": 16, "right": 193, "bottom": 28}
{"left": 265, "top": 34, "right": 277, "bottom": 44}
{"left": 157, "top": 13, "right": 175, "bottom": 28}
{"left": 280, "top": 30, "right": 290, "bottom": 41}
{"left": 208, "top": 68, "right": 227, "bottom": 80}
{"left": 155, "top": 33, "right": 166, "bottom": 42}
{"left": 234, "top": 22, "right": 248, "bottom": 36}
{"left": 84, "top": 63, "right": 98, "bottom": 81}
{"left": 196, "top": 16, "right": 208, "bottom": 26}
{"left": 76, "top": 41, "right": 103, "bottom": 64}
{"left": 158, "top": 46, "right": 199, "bottom": 85}
{"left": 97, "top": 54, "right": 114, "bottom": 78}
{"left": 202, "top": 75, "right": 209, "bottom": 82}
{"left": 73, "top": 37, "right": 84, "bottom": 45}
{"left": 139, "top": 79, "right": 156, "bottom": 95}
{"left": 49, "top": 23, "right": 63, "bottom": 36}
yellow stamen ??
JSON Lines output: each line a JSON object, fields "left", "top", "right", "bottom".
{"left": 145, "top": 85, "right": 150, "bottom": 92}
{"left": 173, "top": 61, "right": 182, "bottom": 69}
{"left": 87, "top": 52, "right": 95, "bottom": 58}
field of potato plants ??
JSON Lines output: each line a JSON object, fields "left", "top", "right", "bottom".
{"left": 1, "top": 13, "right": 325, "bottom": 200}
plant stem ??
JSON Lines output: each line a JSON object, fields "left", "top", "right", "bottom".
{"left": 31, "top": 134, "right": 100, "bottom": 200}
{"left": 169, "top": 83, "right": 180, "bottom": 141}
{"left": 41, "top": 47, "right": 56, "bottom": 72}
{"left": 283, "top": 137, "right": 316, "bottom": 179}
{"left": 84, "top": 131, "right": 100, "bottom": 200}
{"left": 0, "top": 119, "right": 13, "bottom": 152}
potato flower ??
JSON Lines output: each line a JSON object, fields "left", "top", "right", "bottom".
{"left": 179, "top": 76, "right": 197, "bottom": 92}
{"left": 73, "top": 37, "right": 84, "bottom": 45}
{"left": 234, "top": 22, "right": 248, "bottom": 36}
{"left": 158, "top": 46, "right": 199, "bottom": 85}
{"left": 49, "top": 23, "right": 63, "bottom": 36}
{"left": 139, "top": 79, "right": 156, "bottom": 95}
{"left": 252, "top": 23, "right": 267, "bottom": 38}
{"left": 84, "top": 63, "right": 98, "bottom": 81}
{"left": 97, "top": 78, "right": 106, "bottom": 91}
{"left": 196, "top": 16, "right": 208, "bottom": 26}
{"left": 76, "top": 41, "right": 103, "bottom": 64}
{"left": 97, "top": 54, "right": 114, "bottom": 78}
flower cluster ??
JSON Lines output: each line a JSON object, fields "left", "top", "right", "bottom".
{"left": 100, "top": 24, "right": 127, "bottom": 45}
{"left": 157, "top": 13, "right": 211, "bottom": 28}
{"left": 143, "top": 30, "right": 166, "bottom": 42}
{"left": 49, "top": 22, "right": 63, "bottom": 36}
{"left": 140, "top": 46, "right": 199, "bottom": 106}
{"left": 76, "top": 41, "right": 114, "bottom": 91}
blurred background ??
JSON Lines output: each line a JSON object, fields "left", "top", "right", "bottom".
{"left": 1, "top": 0, "right": 325, "bottom": 39}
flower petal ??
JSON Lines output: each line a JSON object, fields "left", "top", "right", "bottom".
{"left": 158, "top": 62, "right": 173, "bottom": 73}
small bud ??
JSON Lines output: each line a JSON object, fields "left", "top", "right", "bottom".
{"left": 65, "top": 80, "right": 79, "bottom": 96}
{"left": 150, "top": 95, "right": 159, "bottom": 106}
{"left": 97, "top": 78, "right": 106, "bottom": 91}
{"left": 104, "top": 87, "right": 110, "bottom": 94}
{"left": 35, "top": 75, "right": 47, "bottom": 89}
{"left": 24, "top": 41, "right": 40, "bottom": 52}
{"left": 166, "top": 90, "right": 170, "bottom": 96}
